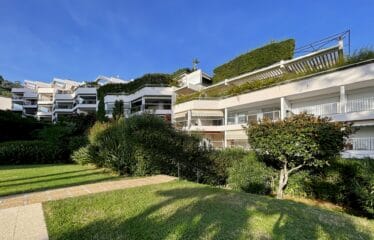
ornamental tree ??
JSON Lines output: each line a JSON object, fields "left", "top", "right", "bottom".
{"left": 246, "top": 113, "right": 352, "bottom": 199}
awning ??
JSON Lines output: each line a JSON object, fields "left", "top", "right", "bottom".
{"left": 191, "top": 110, "right": 224, "bottom": 117}
{"left": 225, "top": 130, "right": 248, "bottom": 140}
{"left": 174, "top": 112, "right": 187, "bottom": 119}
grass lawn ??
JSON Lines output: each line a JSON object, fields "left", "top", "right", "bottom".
{"left": 0, "top": 164, "right": 118, "bottom": 197}
{"left": 44, "top": 180, "right": 374, "bottom": 240}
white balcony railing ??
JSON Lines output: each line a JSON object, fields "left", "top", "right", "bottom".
{"left": 291, "top": 97, "right": 374, "bottom": 117}
{"left": 346, "top": 137, "right": 374, "bottom": 151}
{"left": 346, "top": 97, "right": 374, "bottom": 113}
{"left": 292, "top": 102, "right": 339, "bottom": 116}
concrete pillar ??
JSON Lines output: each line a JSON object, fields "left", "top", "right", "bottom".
{"left": 141, "top": 97, "right": 146, "bottom": 112}
{"left": 224, "top": 108, "right": 228, "bottom": 126}
{"left": 340, "top": 85, "right": 347, "bottom": 113}
{"left": 281, "top": 97, "right": 291, "bottom": 120}
{"left": 187, "top": 110, "right": 192, "bottom": 128}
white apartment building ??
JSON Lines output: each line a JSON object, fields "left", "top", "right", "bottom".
{"left": 104, "top": 85, "right": 173, "bottom": 121}
{"left": 11, "top": 76, "right": 127, "bottom": 122}
{"left": 173, "top": 43, "right": 374, "bottom": 158}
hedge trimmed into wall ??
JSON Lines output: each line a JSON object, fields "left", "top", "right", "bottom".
{"left": 212, "top": 39, "right": 295, "bottom": 83}
{"left": 0, "top": 140, "right": 60, "bottom": 164}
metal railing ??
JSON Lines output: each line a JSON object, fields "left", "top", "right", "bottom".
{"left": 346, "top": 97, "right": 374, "bottom": 113}
{"left": 292, "top": 102, "right": 339, "bottom": 116}
{"left": 346, "top": 137, "right": 374, "bottom": 151}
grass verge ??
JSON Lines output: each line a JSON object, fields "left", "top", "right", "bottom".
{"left": 0, "top": 164, "right": 118, "bottom": 196}
{"left": 44, "top": 180, "right": 374, "bottom": 240}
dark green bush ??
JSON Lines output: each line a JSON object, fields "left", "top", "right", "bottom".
{"left": 284, "top": 158, "right": 374, "bottom": 218}
{"left": 0, "top": 140, "right": 60, "bottom": 164}
{"left": 78, "top": 114, "right": 205, "bottom": 177}
{"left": 228, "top": 152, "right": 275, "bottom": 194}
{"left": 212, "top": 39, "right": 295, "bottom": 83}
{"left": 207, "top": 148, "right": 248, "bottom": 185}
{"left": 0, "top": 110, "right": 47, "bottom": 142}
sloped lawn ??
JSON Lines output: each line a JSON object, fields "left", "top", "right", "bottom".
{"left": 0, "top": 164, "right": 118, "bottom": 196}
{"left": 43, "top": 180, "right": 374, "bottom": 240}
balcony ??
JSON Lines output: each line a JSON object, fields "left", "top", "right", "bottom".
{"left": 228, "top": 110, "right": 281, "bottom": 125}
{"left": 291, "top": 97, "right": 374, "bottom": 117}
{"left": 346, "top": 137, "right": 374, "bottom": 151}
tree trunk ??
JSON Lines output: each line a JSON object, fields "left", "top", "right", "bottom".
{"left": 276, "top": 164, "right": 288, "bottom": 199}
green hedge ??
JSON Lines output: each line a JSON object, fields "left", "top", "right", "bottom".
{"left": 0, "top": 141, "right": 60, "bottom": 164}
{"left": 285, "top": 158, "right": 374, "bottom": 218}
{"left": 212, "top": 39, "right": 295, "bottom": 83}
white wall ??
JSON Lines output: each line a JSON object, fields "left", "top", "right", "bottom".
{"left": 0, "top": 96, "right": 12, "bottom": 110}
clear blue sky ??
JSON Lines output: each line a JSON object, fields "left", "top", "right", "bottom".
{"left": 1, "top": 0, "right": 373, "bottom": 83}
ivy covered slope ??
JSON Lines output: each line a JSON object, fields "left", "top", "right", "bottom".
{"left": 212, "top": 39, "right": 295, "bottom": 83}
{"left": 0, "top": 75, "right": 21, "bottom": 97}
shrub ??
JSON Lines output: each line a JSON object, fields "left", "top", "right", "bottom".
{"left": 212, "top": 39, "right": 295, "bottom": 83}
{"left": 0, "top": 140, "right": 60, "bottom": 164}
{"left": 207, "top": 148, "right": 248, "bottom": 185}
{"left": 0, "top": 110, "right": 47, "bottom": 142}
{"left": 72, "top": 146, "right": 92, "bottom": 165}
{"left": 228, "top": 152, "right": 275, "bottom": 194}
{"left": 285, "top": 170, "right": 313, "bottom": 198}
{"left": 77, "top": 114, "right": 205, "bottom": 177}
{"left": 346, "top": 48, "right": 374, "bottom": 65}
{"left": 247, "top": 113, "right": 352, "bottom": 199}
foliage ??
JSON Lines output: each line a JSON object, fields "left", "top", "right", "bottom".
{"left": 346, "top": 48, "right": 374, "bottom": 65}
{"left": 0, "top": 76, "right": 21, "bottom": 97}
{"left": 71, "top": 146, "right": 92, "bottom": 165}
{"left": 44, "top": 181, "right": 374, "bottom": 240}
{"left": 0, "top": 110, "right": 47, "bottom": 142}
{"left": 247, "top": 113, "right": 352, "bottom": 198}
{"left": 112, "top": 100, "right": 124, "bottom": 119}
{"left": 228, "top": 152, "right": 275, "bottom": 194}
{"left": 0, "top": 164, "right": 117, "bottom": 196}
{"left": 78, "top": 114, "right": 205, "bottom": 176}
{"left": 206, "top": 148, "right": 248, "bottom": 185}
{"left": 212, "top": 39, "right": 295, "bottom": 83}
{"left": 285, "top": 158, "right": 374, "bottom": 218}
{"left": 0, "top": 140, "right": 60, "bottom": 164}
{"left": 57, "top": 114, "right": 96, "bottom": 135}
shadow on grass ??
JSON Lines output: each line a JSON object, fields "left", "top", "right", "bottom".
{"left": 0, "top": 172, "right": 118, "bottom": 197}
{"left": 52, "top": 185, "right": 372, "bottom": 240}
{"left": 0, "top": 169, "right": 93, "bottom": 184}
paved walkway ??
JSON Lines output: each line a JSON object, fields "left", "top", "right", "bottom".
{"left": 0, "top": 175, "right": 177, "bottom": 240}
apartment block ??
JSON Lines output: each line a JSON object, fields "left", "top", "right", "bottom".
{"left": 173, "top": 41, "right": 374, "bottom": 158}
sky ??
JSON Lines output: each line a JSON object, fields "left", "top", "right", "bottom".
{"left": 1, "top": 0, "right": 373, "bottom": 83}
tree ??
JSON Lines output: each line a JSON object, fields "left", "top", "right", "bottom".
{"left": 246, "top": 113, "right": 352, "bottom": 199}
{"left": 112, "top": 100, "right": 124, "bottom": 119}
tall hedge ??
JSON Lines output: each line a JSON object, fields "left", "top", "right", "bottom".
{"left": 212, "top": 39, "right": 295, "bottom": 83}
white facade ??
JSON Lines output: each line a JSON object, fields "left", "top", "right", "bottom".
{"left": 104, "top": 86, "right": 173, "bottom": 121}
{"left": 173, "top": 60, "right": 374, "bottom": 158}
{"left": 0, "top": 96, "right": 12, "bottom": 110}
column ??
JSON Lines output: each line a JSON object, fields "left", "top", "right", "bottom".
{"left": 280, "top": 97, "right": 291, "bottom": 120}
{"left": 224, "top": 108, "right": 228, "bottom": 148}
{"left": 339, "top": 86, "right": 347, "bottom": 114}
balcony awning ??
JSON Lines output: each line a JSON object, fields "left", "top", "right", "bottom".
{"left": 191, "top": 110, "right": 224, "bottom": 117}
{"left": 174, "top": 112, "right": 187, "bottom": 119}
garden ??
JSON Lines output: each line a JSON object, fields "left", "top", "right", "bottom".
{"left": 0, "top": 109, "right": 373, "bottom": 239}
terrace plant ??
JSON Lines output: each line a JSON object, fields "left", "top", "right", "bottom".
{"left": 246, "top": 113, "right": 352, "bottom": 199}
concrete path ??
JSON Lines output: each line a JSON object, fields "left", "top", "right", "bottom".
{"left": 0, "top": 203, "right": 48, "bottom": 240}
{"left": 0, "top": 175, "right": 177, "bottom": 240}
